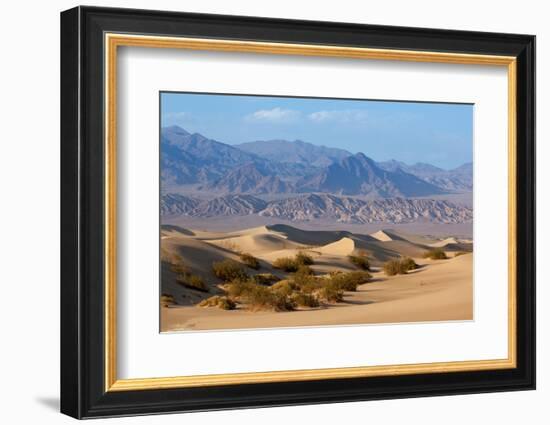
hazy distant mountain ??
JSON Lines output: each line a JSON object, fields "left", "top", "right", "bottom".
{"left": 161, "top": 126, "right": 262, "bottom": 184}
{"left": 236, "top": 139, "right": 351, "bottom": 167}
{"left": 193, "top": 194, "right": 267, "bottom": 217}
{"left": 160, "top": 193, "right": 200, "bottom": 215}
{"left": 161, "top": 126, "right": 471, "bottom": 197}
{"left": 300, "top": 153, "right": 444, "bottom": 197}
{"left": 202, "top": 163, "right": 296, "bottom": 194}
{"left": 261, "top": 194, "right": 472, "bottom": 224}
{"left": 378, "top": 159, "right": 473, "bottom": 191}
{"left": 161, "top": 193, "right": 473, "bottom": 224}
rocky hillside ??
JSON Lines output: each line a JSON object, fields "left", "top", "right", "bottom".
{"left": 161, "top": 193, "right": 473, "bottom": 224}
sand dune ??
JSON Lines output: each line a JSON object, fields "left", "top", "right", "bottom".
{"left": 162, "top": 253, "right": 473, "bottom": 330}
{"left": 317, "top": 237, "right": 355, "bottom": 256}
{"left": 160, "top": 223, "right": 473, "bottom": 329}
{"left": 208, "top": 232, "right": 302, "bottom": 254}
{"left": 371, "top": 230, "right": 396, "bottom": 242}
{"left": 430, "top": 237, "right": 458, "bottom": 247}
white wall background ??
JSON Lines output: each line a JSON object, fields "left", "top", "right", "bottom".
{"left": 0, "top": 1, "right": 544, "bottom": 423}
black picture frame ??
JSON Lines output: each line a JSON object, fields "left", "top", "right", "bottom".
{"left": 61, "top": 5, "right": 535, "bottom": 419}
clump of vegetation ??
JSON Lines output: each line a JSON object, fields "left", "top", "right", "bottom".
{"left": 292, "top": 267, "right": 320, "bottom": 294}
{"left": 400, "top": 257, "right": 418, "bottom": 272}
{"left": 317, "top": 285, "right": 344, "bottom": 303}
{"left": 295, "top": 251, "right": 314, "bottom": 266}
{"left": 167, "top": 255, "right": 209, "bottom": 292}
{"left": 273, "top": 252, "right": 314, "bottom": 271}
{"left": 272, "top": 256, "right": 299, "bottom": 272}
{"left": 423, "top": 248, "right": 448, "bottom": 260}
{"left": 239, "top": 252, "right": 260, "bottom": 270}
{"left": 160, "top": 294, "right": 175, "bottom": 307}
{"left": 212, "top": 259, "right": 249, "bottom": 282}
{"left": 270, "top": 280, "right": 296, "bottom": 297}
{"left": 176, "top": 273, "right": 209, "bottom": 292}
{"left": 252, "top": 273, "right": 279, "bottom": 285}
{"left": 229, "top": 279, "right": 294, "bottom": 312}
{"left": 383, "top": 257, "right": 418, "bottom": 276}
{"left": 167, "top": 254, "right": 190, "bottom": 275}
{"left": 198, "top": 295, "right": 236, "bottom": 310}
{"left": 290, "top": 292, "right": 320, "bottom": 308}
{"left": 348, "top": 252, "right": 370, "bottom": 270}
{"left": 329, "top": 270, "right": 371, "bottom": 291}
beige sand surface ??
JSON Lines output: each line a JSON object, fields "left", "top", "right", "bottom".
{"left": 161, "top": 221, "right": 473, "bottom": 331}
{"left": 162, "top": 255, "right": 472, "bottom": 331}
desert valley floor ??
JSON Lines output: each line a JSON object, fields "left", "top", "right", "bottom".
{"left": 160, "top": 223, "right": 473, "bottom": 332}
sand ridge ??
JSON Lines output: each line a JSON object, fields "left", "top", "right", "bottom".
{"left": 160, "top": 223, "right": 473, "bottom": 330}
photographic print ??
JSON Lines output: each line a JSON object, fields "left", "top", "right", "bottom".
{"left": 159, "top": 92, "right": 474, "bottom": 332}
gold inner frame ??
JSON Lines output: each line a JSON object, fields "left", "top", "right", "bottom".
{"left": 104, "top": 33, "right": 517, "bottom": 392}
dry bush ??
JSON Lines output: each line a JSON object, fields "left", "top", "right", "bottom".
{"left": 239, "top": 252, "right": 260, "bottom": 270}
{"left": 226, "top": 278, "right": 258, "bottom": 298}
{"left": 252, "top": 273, "right": 279, "bottom": 286}
{"left": 272, "top": 256, "right": 299, "bottom": 272}
{"left": 329, "top": 270, "right": 372, "bottom": 291}
{"left": 383, "top": 259, "right": 404, "bottom": 276}
{"left": 423, "top": 248, "right": 448, "bottom": 260}
{"left": 291, "top": 269, "right": 321, "bottom": 294}
{"left": 290, "top": 292, "right": 320, "bottom": 308}
{"left": 169, "top": 254, "right": 190, "bottom": 275}
{"left": 198, "top": 295, "right": 236, "bottom": 310}
{"left": 176, "top": 274, "right": 209, "bottom": 292}
{"left": 383, "top": 257, "right": 418, "bottom": 276}
{"left": 160, "top": 294, "right": 175, "bottom": 307}
{"left": 348, "top": 254, "right": 370, "bottom": 271}
{"left": 295, "top": 251, "right": 314, "bottom": 266}
{"left": 317, "top": 285, "right": 344, "bottom": 303}
{"left": 270, "top": 280, "right": 296, "bottom": 297}
{"left": 212, "top": 259, "right": 248, "bottom": 282}
{"left": 400, "top": 257, "right": 418, "bottom": 271}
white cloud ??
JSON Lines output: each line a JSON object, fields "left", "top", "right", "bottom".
{"left": 245, "top": 107, "right": 301, "bottom": 123}
{"left": 308, "top": 109, "right": 369, "bottom": 123}
{"left": 163, "top": 112, "right": 193, "bottom": 125}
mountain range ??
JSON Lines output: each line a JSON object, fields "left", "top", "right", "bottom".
{"left": 161, "top": 193, "right": 472, "bottom": 224}
{"left": 161, "top": 125, "right": 472, "bottom": 197}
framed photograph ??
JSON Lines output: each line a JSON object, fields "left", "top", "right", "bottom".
{"left": 60, "top": 6, "right": 535, "bottom": 419}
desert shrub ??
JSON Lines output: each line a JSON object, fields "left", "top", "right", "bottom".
{"left": 454, "top": 251, "right": 469, "bottom": 257}
{"left": 212, "top": 259, "right": 248, "bottom": 281}
{"left": 226, "top": 278, "right": 295, "bottom": 311}
{"left": 423, "top": 248, "right": 448, "bottom": 260}
{"left": 168, "top": 254, "right": 189, "bottom": 274}
{"left": 217, "top": 297, "right": 236, "bottom": 310}
{"left": 239, "top": 252, "right": 260, "bottom": 270}
{"left": 249, "top": 289, "right": 294, "bottom": 312}
{"left": 383, "top": 257, "right": 418, "bottom": 276}
{"left": 290, "top": 292, "right": 320, "bottom": 308}
{"left": 176, "top": 274, "right": 209, "bottom": 292}
{"left": 348, "top": 255, "right": 370, "bottom": 271}
{"left": 270, "top": 280, "right": 296, "bottom": 297}
{"left": 252, "top": 273, "right": 279, "bottom": 285}
{"left": 294, "top": 265, "right": 314, "bottom": 276}
{"left": 317, "top": 285, "right": 344, "bottom": 303}
{"left": 400, "top": 257, "right": 418, "bottom": 271}
{"left": 292, "top": 269, "right": 321, "bottom": 294}
{"left": 330, "top": 270, "right": 372, "bottom": 291}
{"left": 272, "top": 256, "right": 299, "bottom": 272}
{"left": 160, "top": 294, "right": 175, "bottom": 307}
{"left": 226, "top": 278, "right": 258, "bottom": 298}
{"left": 198, "top": 295, "right": 236, "bottom": 310}
{"left": 383, "top": 259, "right": 404, "bottom": 276}
{"left": 295, "top": 251, "right": 314, "bottom": 266}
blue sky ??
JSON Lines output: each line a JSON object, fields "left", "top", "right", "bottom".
{"left": 161, "top": 92, "right": 473, "bottom": 170}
